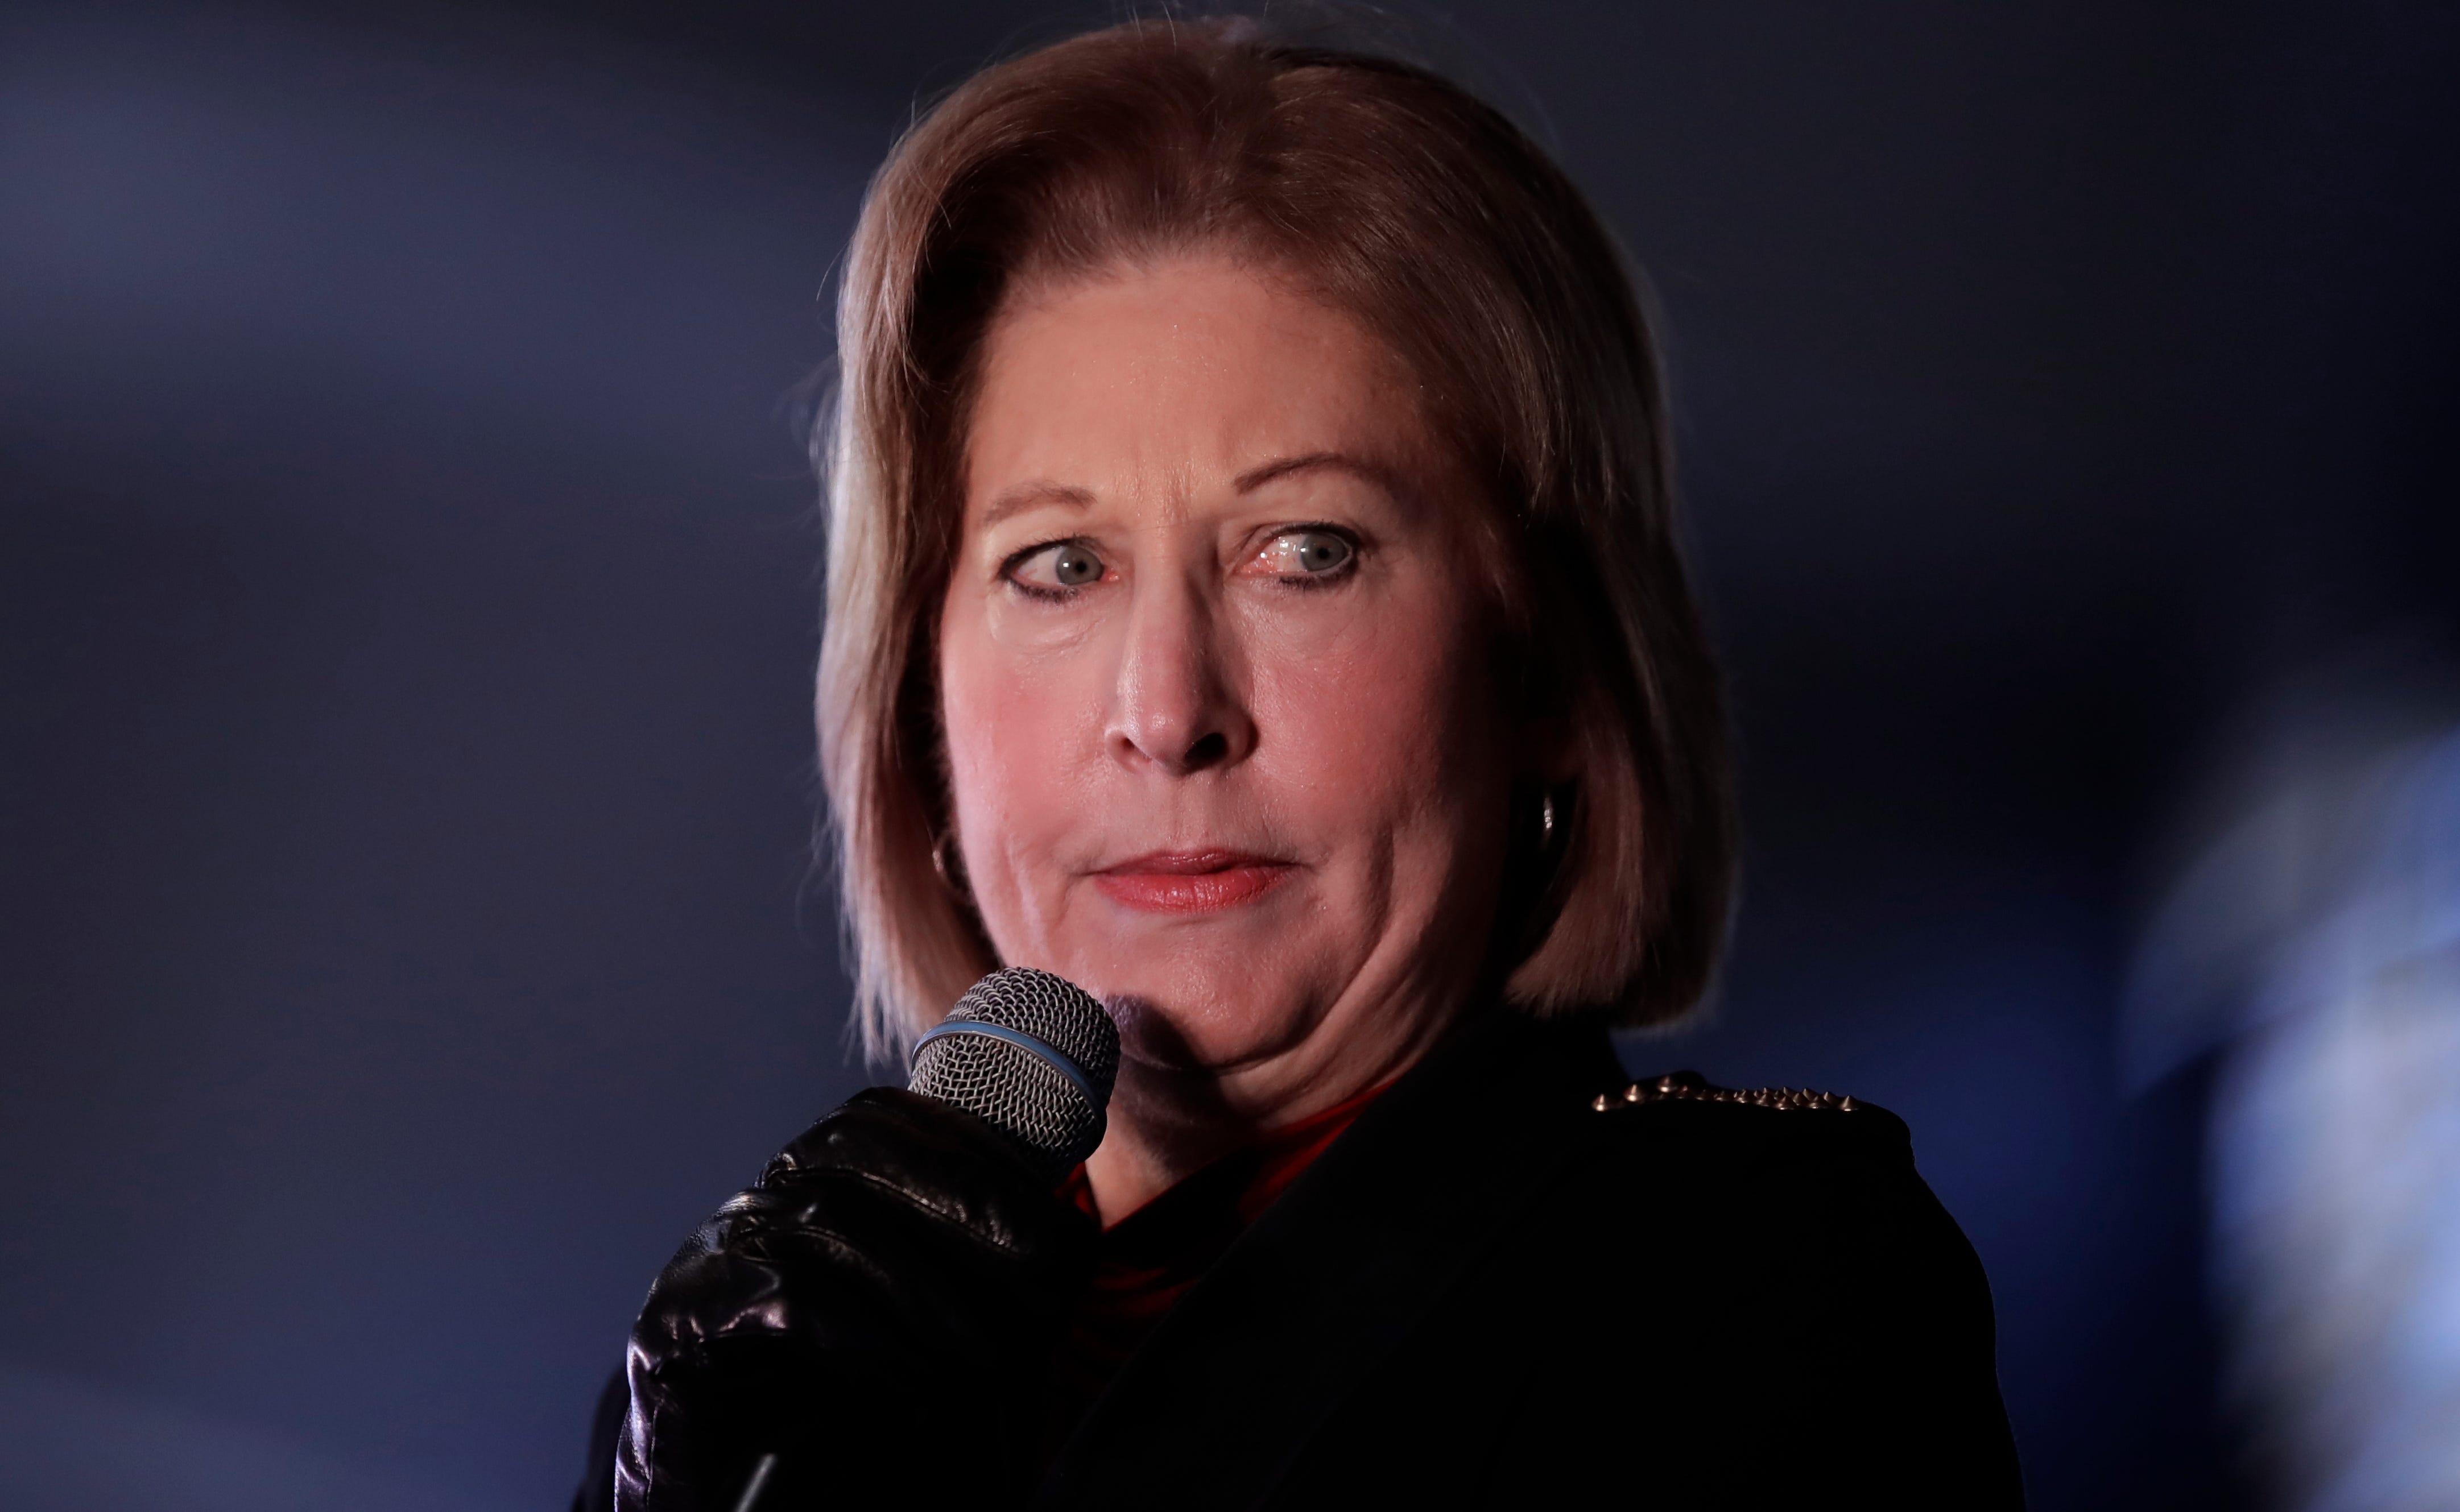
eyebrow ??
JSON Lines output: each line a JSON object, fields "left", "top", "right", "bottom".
{"left": 974, "top": 451, "right": 1399, "bottom": 532}
{"left": 1234, "top": 450, "right": 1402, "bottom": 496}
{"left": 977, "top": 481, "right": 1096, "bottom": 533}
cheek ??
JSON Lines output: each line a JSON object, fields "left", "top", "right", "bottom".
{"left": 937, "top": 612, "right": 1084, "bottom": 872}
{"left": 1249, "top": 596, "right": 1502, "bottom": 836}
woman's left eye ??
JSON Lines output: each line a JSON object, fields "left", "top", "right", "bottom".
{"left": 1250, "top": 529, "right": 1356, "bottom": 579}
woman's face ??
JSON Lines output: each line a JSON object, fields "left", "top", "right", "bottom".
{"left": 938, "top": 254, "right": 1518, "bottom": 1122}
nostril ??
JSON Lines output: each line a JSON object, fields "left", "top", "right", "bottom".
{"left": 1180, "top": 731, "right": 1230, "bottom": 771}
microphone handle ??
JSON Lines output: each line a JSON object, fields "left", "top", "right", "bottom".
{"left": 731, "top": 1453, "right": 782, "bottom": 1512}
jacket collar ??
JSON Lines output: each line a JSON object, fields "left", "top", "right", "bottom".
{"left": 1035, "top": 1009, "right": 1623, "bottom": 1509}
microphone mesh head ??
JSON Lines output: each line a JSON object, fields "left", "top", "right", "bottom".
{"left": 908, "top": 968, "right": 1119, "bottom": 1171}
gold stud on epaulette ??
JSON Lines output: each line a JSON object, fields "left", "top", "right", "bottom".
{"left": 1593, "top": 1074, "right": 1859, "bottom": 1114}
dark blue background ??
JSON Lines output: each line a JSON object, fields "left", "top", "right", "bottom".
{"left": 4, "top": 3, "right": 2454, "bottom": 1507}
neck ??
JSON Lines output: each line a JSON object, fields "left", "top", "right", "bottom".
{"left": 1082, "top": 1064, "right": 1251, "bottom": 1224}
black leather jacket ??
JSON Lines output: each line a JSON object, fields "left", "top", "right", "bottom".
{"left": 575, "top": 1010, "right": 2023, "bottom": 1508}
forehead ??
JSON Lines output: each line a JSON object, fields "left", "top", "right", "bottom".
{"left": 963, "top": 255, "right": 1433, "bottom": 506}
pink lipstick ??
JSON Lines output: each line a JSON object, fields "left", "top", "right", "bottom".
{"left": 1092, "top": 850, "right": 1295, "bottom": 914}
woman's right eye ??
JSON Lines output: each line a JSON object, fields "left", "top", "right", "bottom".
{"left": 1006, "top": 541, "right": 1107, "bottom": 595}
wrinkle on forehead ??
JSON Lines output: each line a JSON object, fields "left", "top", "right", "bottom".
{"left": 962, "top": 255, "right": 1438, "bottom": 535}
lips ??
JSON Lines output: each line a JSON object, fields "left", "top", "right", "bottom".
{"left": 1091, "top": 849, "right": 1296, "bottom": 914}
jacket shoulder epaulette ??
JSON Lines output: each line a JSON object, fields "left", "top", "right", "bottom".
{"left": 1589, "top": 1069, "right": 1858, "bottom": 1114}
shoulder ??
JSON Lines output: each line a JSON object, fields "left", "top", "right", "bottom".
{"left": 1502, "top": 1068, "right": 2021, "bottom": 1503}
{"left": 1532, "top": 1066, "right": 1996, "bottom": 1370}
{"left": 1569, "top": 1068, "right": 1922, "bottom": 1216}
{"left": 1441, "top": 1026, "right": 1950, "bottom": 1273}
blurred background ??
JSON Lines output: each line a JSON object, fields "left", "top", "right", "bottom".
{"left": 3, "top": 2, "right": 2455, "bottom": 1507}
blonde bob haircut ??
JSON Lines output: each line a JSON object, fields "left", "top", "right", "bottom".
{"left": 817, "top": 17, "right": 1735, "bottom": 1063}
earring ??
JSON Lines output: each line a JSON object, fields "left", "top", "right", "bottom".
{"left": 1503, "top": 782, "right": 1577, "bottom": 963}
{"left": 931, "top": 831, "right": 964, "bottom": 890}
{"left": 1536, "top": 783, "right": 1575, "bottom": 864}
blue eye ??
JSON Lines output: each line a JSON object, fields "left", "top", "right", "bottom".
{"left": 1251, "top": 529, "right": 1355, "bottom": 579}
{"left": 1009, "top": 541, "right": 1105, "bottom": 594}
{"left": 1051, "top": 546, "right": 1103, "bottom": 586}
{"left": 1288, "top": 532, "right": 1351, "bottom": 574}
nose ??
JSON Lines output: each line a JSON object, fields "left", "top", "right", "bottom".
{"left": 1105, "top": 572, "right": 1256, "bottom": 776}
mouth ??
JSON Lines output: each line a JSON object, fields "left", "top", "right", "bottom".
{"left": 1090, "top": 849, "right": 1297, "bottom": 914}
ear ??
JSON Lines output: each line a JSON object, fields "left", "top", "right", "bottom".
{"left": 1498, "top": 639, "right": 1581, "bottom": 789}
{"left": 1518, "top": 706, "right": 1581, "bottom": 788}
{"left": 1494, "top": 777, "right": 1581, "bottom": 974}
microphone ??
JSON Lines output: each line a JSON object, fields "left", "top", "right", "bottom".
{"left": 907, "top": 966, "right": 1121, "bottom": 1178}
{"left": 731, "top": 968, "right": 1118, "bottom": 1512}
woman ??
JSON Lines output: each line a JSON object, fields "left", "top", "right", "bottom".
{"left": 582, "top": 18, "right": 2021, "bottom": 1509}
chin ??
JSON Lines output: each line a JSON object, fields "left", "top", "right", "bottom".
{"left": 1084, "top": 947, "right": 1328, "bottom": 1076}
